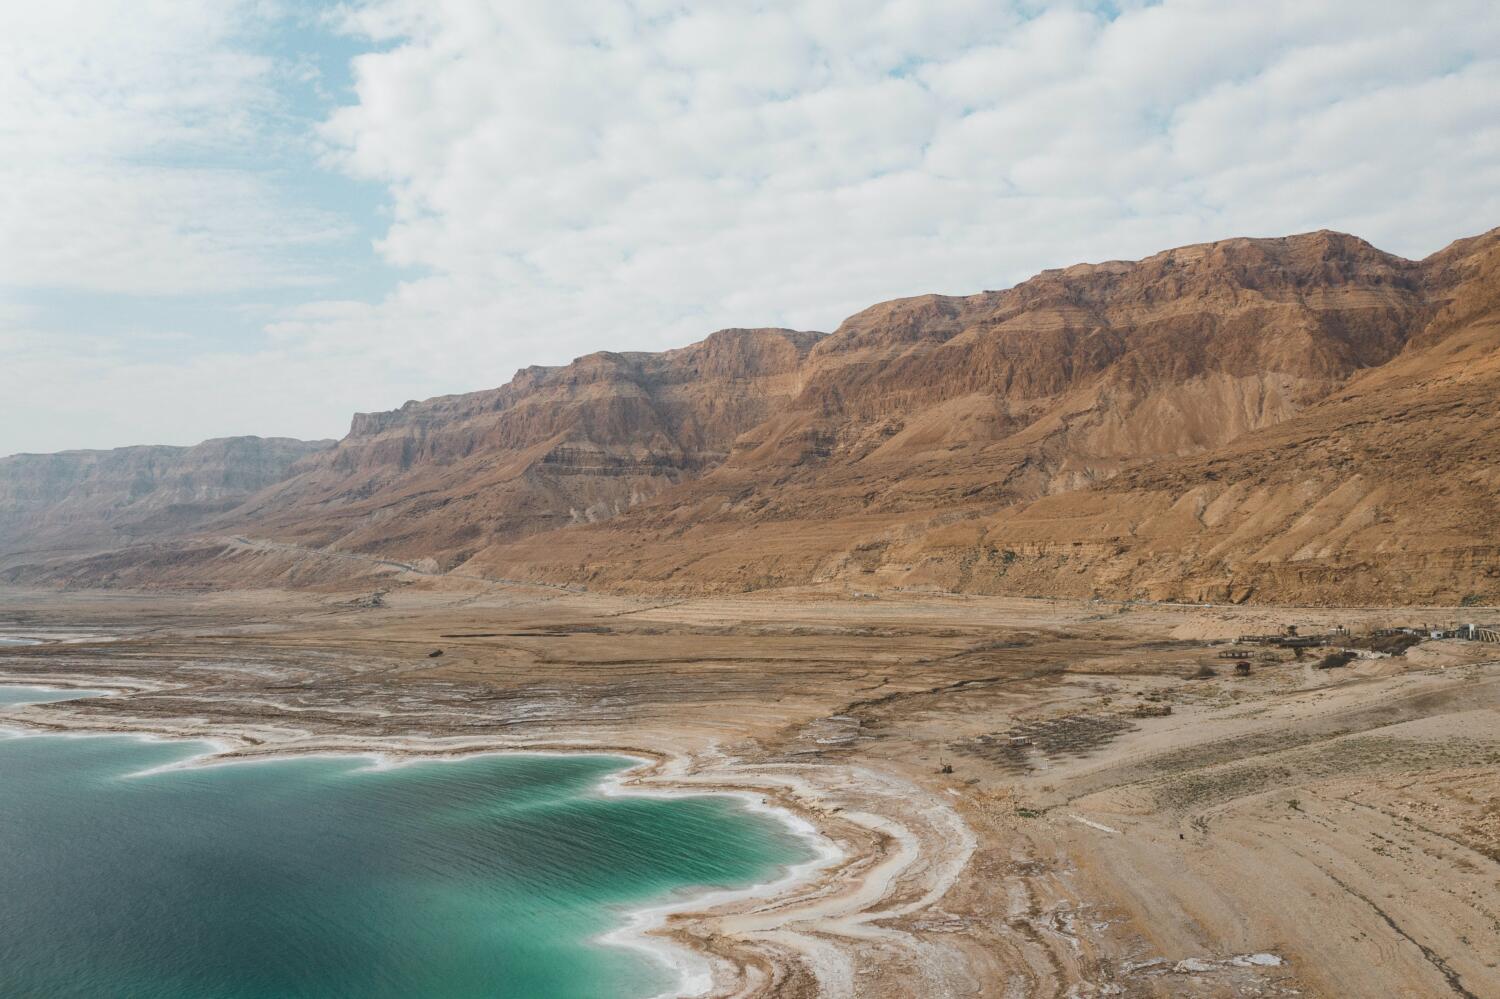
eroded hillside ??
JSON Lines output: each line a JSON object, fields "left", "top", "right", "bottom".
{"left": 464, "top": 228, "right": 1500, "bottom": 604}
{"left": 5, "top": 228, "right": 1498, "bottom": 604}
{"left": 222, "top": 327, "right": 823, "bottom": 562}
{"left": 0, "top": 437, "right": 331, "bottom": 569}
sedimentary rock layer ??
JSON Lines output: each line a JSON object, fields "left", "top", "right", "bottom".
{"left": 6, "top": 228, "right": 1499, "bottom": 603}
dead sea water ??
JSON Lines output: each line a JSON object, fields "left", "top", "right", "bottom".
{"left": 0, "top": 686, "right": 812, "bottom": 998}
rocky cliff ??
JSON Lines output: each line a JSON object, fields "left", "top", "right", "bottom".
{"left": 0, "top": 437, "right": 332, "bottom": 567}
{"left": 220, "top": 328, "right": 823, "bottom": 564}
{"left": 5, "top": 228, "right": 1498, "bottom": 604}
{"left": 463, "top": 228, "right": 1500, "bottom": 604}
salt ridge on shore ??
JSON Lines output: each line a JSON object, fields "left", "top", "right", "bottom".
{"left": 0, "top": 680, "right": 850, "bottom": 999}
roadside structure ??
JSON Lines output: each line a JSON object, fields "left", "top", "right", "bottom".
{"left": 1462, "top": 624, "right": 1500, "bottom": 643}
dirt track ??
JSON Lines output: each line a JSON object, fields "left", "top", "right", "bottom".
{"left": 3, "top": 582, "right": 1498, "bottom": 998}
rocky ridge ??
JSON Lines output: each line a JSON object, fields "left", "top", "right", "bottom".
{"left": 4, "top": 228, "right": 1498, "bottom": 604}
{"left": 0, "top": 437, "right": 332, "bottom": 568}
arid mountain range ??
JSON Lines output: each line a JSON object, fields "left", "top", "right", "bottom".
{"left": 0, "top": 437, "right": 331, "bottom": 568}
{"left": 6, "top": 227, "right": 1498, "bottom": 604}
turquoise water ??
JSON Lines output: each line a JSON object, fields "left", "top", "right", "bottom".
{"left": 0, "top": 687, "right": 810, "bottom": 998}
{"left": 0, "top": 684, "right": 87, "bottom": 704}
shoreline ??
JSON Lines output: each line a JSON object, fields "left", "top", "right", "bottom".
{"left": 0, "top": 679, "right": 872, "bottom": 999}
{"left": 7, "top": 585, "right": 1500, "bottom": 995}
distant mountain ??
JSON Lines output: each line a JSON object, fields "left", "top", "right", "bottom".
{"left": 0, "top": 437, "right": 332, "bottom": 569}
{"left": 6, "top": 228, "right": 1498, "bottom": 604}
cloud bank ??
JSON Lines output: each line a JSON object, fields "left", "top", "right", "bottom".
{"left": 3, "top": 0, "right": 1498, "bottom": 453}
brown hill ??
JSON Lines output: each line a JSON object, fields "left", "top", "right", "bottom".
{"left": 220, "top": 328, "right": 823, "bottom": 565}
{"left": 458, "top": 229, "right": 1500, "bottom": 604}
{"left": 5, "top": 228, "right": 1498, "bottom": 604}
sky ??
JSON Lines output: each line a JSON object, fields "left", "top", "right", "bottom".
{"left": 2, "top": 0, "right": 1498, "bottom": 456}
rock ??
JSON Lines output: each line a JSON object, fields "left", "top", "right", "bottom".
{"left": 1231, "top": 953, "right": 1284, "bottom": 967}
{"left": 0, "top": 437, "right": 331, "bottom": 560}
{"left": 8, "top": 227, "right": 1500, "bottom": 606}
{"left": 1131, "top": 702, "right": 1173, "bottom": 717}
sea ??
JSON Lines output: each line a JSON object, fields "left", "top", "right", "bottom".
{"left": 0, "top": 684, "right": 812, "bottom": 998}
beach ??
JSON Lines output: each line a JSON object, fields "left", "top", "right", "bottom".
{"left": 3, "top": 582, "right": 1499, "bottom": 997}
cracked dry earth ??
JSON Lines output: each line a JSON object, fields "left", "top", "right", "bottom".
{"left": 2, "top": 583, "right": 1499, "bottom": 998}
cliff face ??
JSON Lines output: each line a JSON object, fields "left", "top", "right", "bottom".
{"left": 221, "top": 328, "right": 824, "bottom": 563}
{"left": 461, "top": 229, "right": 1500, "bottom": 605}
{"left": 642, "top": 231, "right": 1427, "bottom": 520}
{"left": 5, "top": 228, "right": 1499, "bottom": 604}
{"left": 0, "top": 437, "right": 332, "bottom": 566}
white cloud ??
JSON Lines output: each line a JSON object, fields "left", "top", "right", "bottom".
{"left": 3, "top": 0, "right": 1499, "bottom": 455}
{"left": 0, "top": 0, "right": 342, "bottom": 295}
{"left": 292, "top": 0, "right": 1499, "bottom": 376}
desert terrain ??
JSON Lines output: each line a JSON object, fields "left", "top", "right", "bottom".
{"left": 6, "top": 228, "right": 1499, "bottom": 608}
{"left": 4, "top": 578, "right": 1497, "bottom": 998}
{"left": 4, "top": 226, "right": 1499, "bottom": 996}
{"left": 5, "top": 0, "right": 1495, "bottom": 987}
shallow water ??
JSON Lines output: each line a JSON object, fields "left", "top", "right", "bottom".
{"left": 0, "top": 685, "right": 90, "bottom": 707}
{"left": 0, "top": 687, "right": 810, "bottom": 998}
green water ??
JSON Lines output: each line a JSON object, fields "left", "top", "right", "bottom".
{"left": 0, "top": 686, "right": 811, "bottom": 998}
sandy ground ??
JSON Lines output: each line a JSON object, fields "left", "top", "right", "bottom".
{"left": 2, "top": 580, "right": 1499, "bottom": 998}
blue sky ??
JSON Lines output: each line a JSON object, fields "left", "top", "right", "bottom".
{"left": 3, "top": 0, "right": 1498, "bottom": 455}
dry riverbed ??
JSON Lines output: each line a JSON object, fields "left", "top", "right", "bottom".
{"left": 2, "top": 582, "right": 1498, "bottom": 998}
